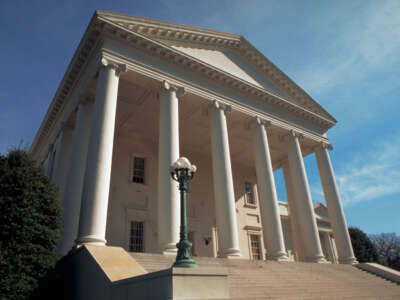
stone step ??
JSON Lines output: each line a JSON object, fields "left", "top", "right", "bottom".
{"left": 130, "top": 252, "right": 400, "bottom": 299}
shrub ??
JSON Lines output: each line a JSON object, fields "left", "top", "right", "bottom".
{"left": 0, "top": 149, "right": 61, "bottom": 300}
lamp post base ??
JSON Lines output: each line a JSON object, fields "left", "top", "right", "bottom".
{"left": 173, "top": 239, "right": 198, "bottom": 268}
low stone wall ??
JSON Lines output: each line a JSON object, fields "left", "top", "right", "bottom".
{"left": 356, "top": 263, "right": 400, "bottom": 284}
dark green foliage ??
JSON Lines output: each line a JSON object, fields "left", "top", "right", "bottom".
{"left": 349, "top": 227, "right": 379, "bottom": 263}
{"left": 0, "top": 150, "right": 61, "bottom": 300}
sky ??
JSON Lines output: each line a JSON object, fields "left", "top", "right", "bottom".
{"left": 0, "top": 0, "right": 399, "bottom": 235}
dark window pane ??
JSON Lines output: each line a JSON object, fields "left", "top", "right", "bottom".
{"left": 133, "top": 157, "right": 145, "bottom": 184}
{"left": 245, "top": 182, "right": 254, "bottom": 204}
{"left": 129, "top": 221, "right": 144, "bottom": 252}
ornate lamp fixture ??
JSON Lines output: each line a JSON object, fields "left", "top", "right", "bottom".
{"left": 170, "top": 157, "right": 198, "bottom": 268}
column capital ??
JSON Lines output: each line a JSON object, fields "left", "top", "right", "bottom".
{"left": 314, "top": 141, "right": 333, "bottom": 152}
{"left": 289, "top": 129, "right": 304, "bottom": 139}
{"left": 212, "top": 100, "right": 232, "bottom": 113}
{"left": 162, "top": 80, "right": 185, "bottom": 95}
{"left": 321, "top": 142, "right": 333, "bottom": 151}
{"left": 245, "top": 116, "right": 271, "bottom": 131}
{"left": 99, "top": 57, "right": 127, "bottom": 76}
{"left": 255, "top": 116, "right": 272, "bottom": 127}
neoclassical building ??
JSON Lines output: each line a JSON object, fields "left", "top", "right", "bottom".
{"left": 31, "top": 11, "right": 356, "bottom": 264}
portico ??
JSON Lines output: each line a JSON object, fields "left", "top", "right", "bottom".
{"left": 31, "top": 11, "right": 356, "bottom": 265}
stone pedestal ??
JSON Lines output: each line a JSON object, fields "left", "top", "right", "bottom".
{"left": 57, "top": 245, "right": 229, "bottom": 300}
{"left": 113, "top": 268, "right": 229, "bottom": 300}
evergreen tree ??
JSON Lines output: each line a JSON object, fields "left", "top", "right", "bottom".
{"left": 349, "top": 227, "right": 379, "bottom": 263}
{"left": 0, "top": 149, "right": 61, "bottom": 300}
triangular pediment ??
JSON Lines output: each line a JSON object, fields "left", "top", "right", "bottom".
{"left": 96, "top": 11, "right": 336, "bottom": 124}
{"left": 166, "top": 43, "right": 288, "bottom": 98}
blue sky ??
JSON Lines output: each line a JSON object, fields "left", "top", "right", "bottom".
{"left": 1, "top": 0, "right": 399, "bottom": 235}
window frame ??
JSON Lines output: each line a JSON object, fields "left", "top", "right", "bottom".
{"left": 244, "top": 181, "right": 258, "bottom": 208}
{"left": 130, "top": 155, "right": 147, "bottom": 185}
{"left": 249, "top": 234, "right": 262, "bottom": 261}
{"left": 128, "top": 220, "right": 145, "bottom": 253}
{"left": 245, "top": 229, "right": 265, "bottom": 261}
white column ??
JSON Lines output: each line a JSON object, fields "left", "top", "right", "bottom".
{"left": 315, "top": 143, "right": 357, "bottom": 264}
{"left": 76, "top": 58, "right": 125, "bottom": 246}
{"left": 157, "top": 81, "right": 182, "bottom": 254}
{"left": 252, "top": 118, "right": 288, "bottom": 261}
{"left": 325, "top": 232, "right": 337, "bottom": 263}
{"left": 287, "top": 131, "right": 326, "bottom": 262}
{"left": 210, "top": 101, "right": 240, "bottom": 258}
{"left": 282, "top": 163, "right": 305, "bottom": 261}
{"left": 52, "top": 124, "right": 73, "bottom": 206}
{"left": 58, "top": 98, "right": 94, "bottom": 254}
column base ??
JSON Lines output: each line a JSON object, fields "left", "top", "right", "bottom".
{"left": 267, "top": 251, "right": 289, "bottom": 262}
{"left": 75, "top": 235, "right": 107, "bottom": 246}
{"left": 219, "top": 248, "right": 241, "bottom": 259}
{"left": 311, "top": 256, "right": 328, "bottom": 263}
{"left": 339, "top": 257, "right": 358, "bottom": 264}
{"left": 159, "top": 243, "right": 178, "bottom": 255}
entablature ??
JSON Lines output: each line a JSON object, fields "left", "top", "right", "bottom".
{"left": 31, "top": 12, "right": 333, "bottom": 157}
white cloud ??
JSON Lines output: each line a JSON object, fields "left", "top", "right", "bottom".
{"left": 313, "top": 132, "right": 400, "bottom": 207}
{"left": 294, "top": 0, "right": 400, "bottom": 94}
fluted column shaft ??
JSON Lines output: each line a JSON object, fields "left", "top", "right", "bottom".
{"left": 76, "top": 59, "right": 125, "bottom": 246}
{"left": 315, "top": 144, "right": 357, "bottom": 264}
{"left": 157, "top": 81, "right": 181, "bottom": 254}
{"left": 58, "top": 99, "right": 93, "bottom": 254}
{"left": 210, "top": 101, "right": 240, "bottom": 258}
{"left": 287, "top": 132, "right": 326, "bottom": 262}
{"left": 252, "top": 118, "right": 288, "bottom": 261}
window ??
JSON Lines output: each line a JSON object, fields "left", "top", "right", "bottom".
{"left": 245, "top": 182, "right": 255, "bottom": 205}
{"left": 129, "top": 221, "right": 144, "bottom": 252}
{"left": 250, "top": 234, "right": 262, "bottom": 260}
{"left": 132, "top": 157, "right": 145, "bottom": 184}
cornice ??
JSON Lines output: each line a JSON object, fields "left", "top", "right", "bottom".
{"left": 31, "top": 11, "right": 335, "bottom": 157}
{"left": 98, "top": 17, "right": 336, "bottom": 130}
{"left": 96, "top": 10, "right": 241, "bottom": 42}
{"left": 96, "top": 11, "right": 336, "bottom": 124}
{"left": 30, "top": 15, "right": 103, "bottom": 156}
{"left": 100, "top": 48, "right": 330, "bottom": 144}
{"left": 237, "top": 38, "right": 336, "bottom": 122}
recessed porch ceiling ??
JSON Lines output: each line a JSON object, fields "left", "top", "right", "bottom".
{"left": 112, "top": 75, "right": 319, "bottom": 171}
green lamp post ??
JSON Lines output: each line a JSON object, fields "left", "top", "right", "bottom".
{"left": 170, "top": 157, "right": 198, "bottom": 268}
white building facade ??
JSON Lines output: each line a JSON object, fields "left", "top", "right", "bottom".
{"left": 31, "top": 11, "right": 356, "bottom": 264}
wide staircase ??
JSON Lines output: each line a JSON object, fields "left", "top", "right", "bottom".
{"left": 130, "top": 252, "right": 400, "bottom": 299}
